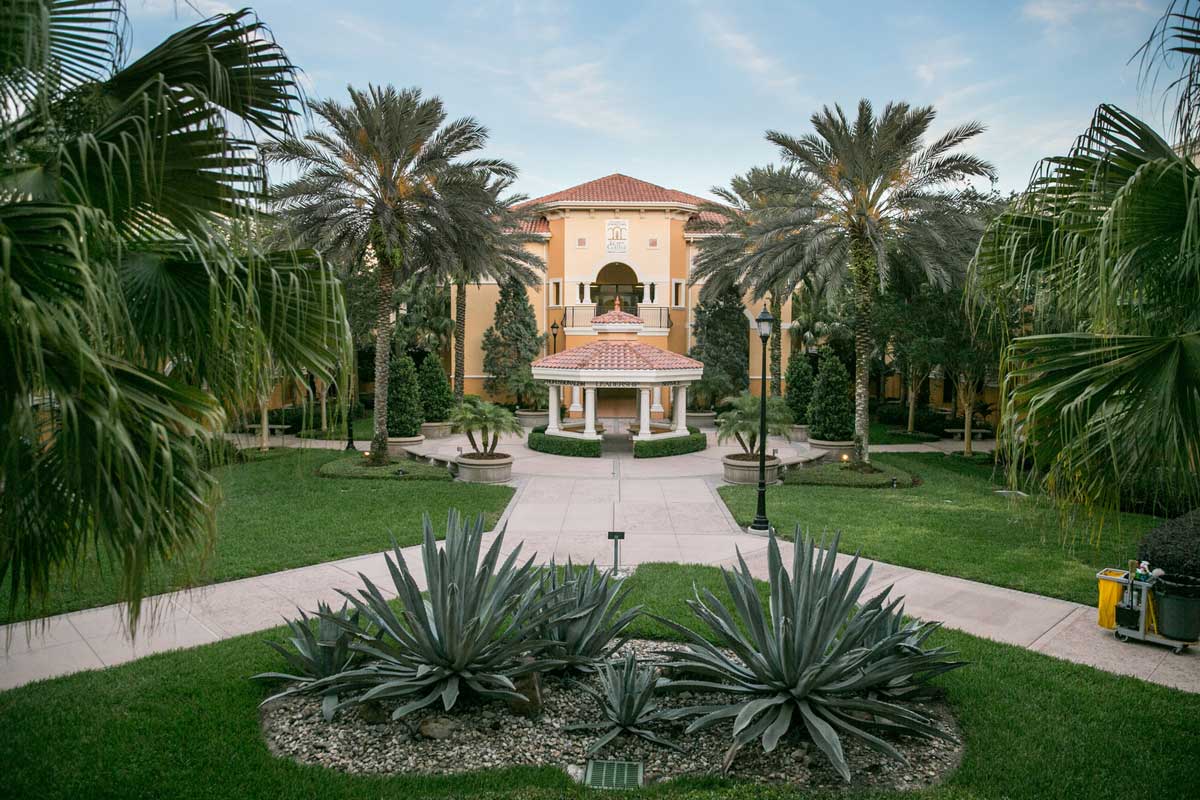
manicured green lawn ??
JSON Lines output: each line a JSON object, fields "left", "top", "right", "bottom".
{"left": 868, "top": 420, "right": 941, "bottom": 445}
{"left": 0, "top": 449, "right": 513, "bottom": 624}
{"left": 300, "top": 412, "right": 376, "bottom": 441}
{"left": 1, "top": 562, "right": 1195, "bottom": 800}
{"left": 721, "top": 453, "right": 1158, "bottom": 605}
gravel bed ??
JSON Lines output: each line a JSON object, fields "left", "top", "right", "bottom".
{"left": 260, "top": 640, "right": 963, "bottom": 790}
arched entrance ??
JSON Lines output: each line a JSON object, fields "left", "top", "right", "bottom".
{"left": 592, "top": 262, "right": 642, "bottom": 313}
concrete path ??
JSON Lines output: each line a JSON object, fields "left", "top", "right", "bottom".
{"left": 6, "top": 429, "right": 1191, "bottom": 696}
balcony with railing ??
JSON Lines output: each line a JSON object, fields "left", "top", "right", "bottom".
{"left": 559, "top": 303, "right": 671, "bottom": 330}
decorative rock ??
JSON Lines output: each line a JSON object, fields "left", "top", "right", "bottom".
{"left": 565, "top": 763, "right": 585, "bottom": 783}
{"left": 507, "top": 670, "right": 544, "bottom": 718}
{"left": 418, "top": 717, "right": 456, "bottom": 740}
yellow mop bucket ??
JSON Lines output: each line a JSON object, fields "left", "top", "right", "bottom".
{"left": 1097, "top": 569, "right": 1126, "bottom": 629}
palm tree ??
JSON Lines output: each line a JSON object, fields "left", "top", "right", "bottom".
{"left": 1, "top": 3, "right": 349, "bottom": 623}
{"left": 449, "top": 397, "right": 524, "bottom": 454}
{"left": 266, "top": 85, "right": 516, "bottom": 464}
{"left": 716, "top": 393, "right": 793, "bottom": 456}
{"left": 697, "top": 102, "right": 993, "bottom": 463}
{"left": 971, "top": 4, "right": 1200, "bottom": 524}
{"left": 416, "top": 176, "right": 544, "bottom": 401}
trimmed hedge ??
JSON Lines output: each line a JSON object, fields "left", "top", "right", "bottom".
{"left": 1138, "top": 509, "right": 1200, "bottom": 577}
{"left": 527, "top": 425, "right": 602, "bottom": 458}
{"left": 633, "top": 426, "right": 707, "bottom": 458}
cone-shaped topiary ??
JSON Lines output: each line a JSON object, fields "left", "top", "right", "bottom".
{"left": 808, "top": 350, "right": 853, "bottom": 440}
{"left": 784, "top": 354, "right": 814, "bottom": 425}
{"left": 386, "top": 352, "right": 424, "bottom": 437}
{"left": 417, "top": 356, "right": 454, "bottom": 423}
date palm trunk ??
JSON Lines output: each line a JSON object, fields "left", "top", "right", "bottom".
{"left": 369, "top": 255, "right": 395, "bottom": 465}
{"left": 907, "top": 366, "right": 920, "bottom": 434}
{"left": 959, "top": 375, "right": 976, "bottom": 457}
{"left": 454, "top": 279, "right": 466, "bottom": 400}
{"left": 259, "top": 394, "right": 269, "bottom": 452}
{"left": 769, "top": 292, "right": 782, "bottom": 397}
{"left": 850, "top": 240, "right": 873, "bottom": 465}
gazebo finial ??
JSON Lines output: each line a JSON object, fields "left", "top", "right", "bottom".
{"left": 613, "top": 295, "right": 622, "bottom": 311}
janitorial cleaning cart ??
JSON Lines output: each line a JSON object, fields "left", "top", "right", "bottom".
{"left": 1097, "top": 566, "right": 1196, "bottom": 655}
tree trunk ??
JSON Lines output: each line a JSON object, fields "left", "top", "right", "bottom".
{"left": 369, "top": 255, "right": 395, "bottom": 465}
{"left": 770, "top": 292, "right": 782, "bottom": 397}
{"left": 454, "top": 280, "right": 467, "bottom": 401}
{"left": 850, "top": 240, "right": 873, "bottom": 465}
{"left": 318, "top": 380, "right": 328, "bottom": 432}
{"left": 258, "top": 394, "right": 269, "bottom": 452}
{"left": 960, "top": 376, "right": 976, "bottom": 457}
{"left": 907, "top": 366, "right": 920, "bottom": 434}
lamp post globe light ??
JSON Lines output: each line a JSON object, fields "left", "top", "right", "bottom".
{"left": 550, "top": 320, "right": 560, "bottom": 354}
{"left": 750, "top": 305, "right": 773, "bottom": 533}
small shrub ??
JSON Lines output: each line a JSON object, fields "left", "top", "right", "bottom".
{"left": 253, "top": 602, "right": 366, "bottom": 720}
{"left": 784, "top": 355, "right": 814, "bottom": 424}
{"left": 385, "top": 353, "right": 423, "bottom": 437}
{"left": 807, "top": 352, "right": 853, "bottom": 441}
{"left": 875, "top": 402, "right": 905, "bottom": 426}
{"left": 567, "top": 653, "right": 680, "bottom": 755}
{"left": 1138, "top": 509, "right": 1200, "bottom": 577}
{"left": 528, "top": 426, "right": 602, "bottom": 457}
{"left": 633, "top": 427, "right": 706, "bottom": 458}
{"left": 913, "top": 406, "right": 949, "bottom": 437}
{"left": 417, "top": 357, "right": 454, "bottom": 423}
{"left": 538, "top": 561, "right": 642, "bottom": 670}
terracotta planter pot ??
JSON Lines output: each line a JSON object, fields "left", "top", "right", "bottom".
{"left": 456, "top": 452, "right": 513, "bottom": 484}
{"left": 419, "top": 421, "right": 452, "bottom": 439}
{"left": 515, "top": 409, "right": 549, "bottom": 428}
{"left": 722, "top": 454, "right": 781, "bottom": 485}
{"left": 687, "top": 410, "right": 718, "bottom": 429}
{"left": 791, "top": 424, "right": 809, "bottom": 442}
{"left": 386, "top": 434, "right": 424, "bottom": 457}
{"left": 809, "top": 438, "right": 854, "bottom": 460}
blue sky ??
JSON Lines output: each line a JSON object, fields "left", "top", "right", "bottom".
{"left": 128, "top": 0, "right": 1166, "bottom": 199}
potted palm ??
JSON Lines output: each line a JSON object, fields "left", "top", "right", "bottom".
{"left": 807, "top": 352, "right": 854, "bottom": 458}
{"left": 510, "top": 367, "right": 549, "bottom": 428}
{"left": 686, "top": 374, "right": 727, "bottom": 429}
{"left": 717, "top": 392, "right": 792, "bottom": 484}
{"left": 450, "top": 397, "right": 523, "bottom": 483}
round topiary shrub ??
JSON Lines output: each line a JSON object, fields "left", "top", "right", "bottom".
{"left": 808, "top": 351, "right": 853, "bottom": 441}
{"left": 417, "top": 356, "right": 454, "bottom": 423}
{"left": 1138, "top": 509, "right": 1200, "bottom": 578}
{"left": 784, "top": 354, "right": 814, "bottom": 425}
{"left": 386, "top": 353, "right": 424, "bottom": 437}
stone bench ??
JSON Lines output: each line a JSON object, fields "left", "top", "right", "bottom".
{"left": 245, "top": 424, "right": 290, "bottom": 435}
{"left": 944, "top": 428, "right": 991, "bottom": 441}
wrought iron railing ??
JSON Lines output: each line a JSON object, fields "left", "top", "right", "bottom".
{"left": 558, "top": 304, "right": 672, "bottom": 329}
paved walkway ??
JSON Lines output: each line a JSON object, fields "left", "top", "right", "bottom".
{"left": 5, "top": 430, "right": 1195, "bottom": 695}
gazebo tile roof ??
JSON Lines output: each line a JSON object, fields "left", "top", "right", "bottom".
{"left": 590, "top": 308, "right": 644, "bottom": 325}
{"left": 533, "top": 340, "right": 701, "bottom": 372}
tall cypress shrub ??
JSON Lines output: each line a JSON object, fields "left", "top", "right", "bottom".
{"left": 809, "top": 350, "right": 853, "bottom": 441}
{"left": 784, "top": 355, "right": 814, "bottom": 425}
{"left": 417, "top": 356, "right": 454, "bottom": 423}
{"left": 386, "top": 353, "right": 424, "bottom": 437}
{"left": 482, "top": 279, "right": 542, "bottom": 400}
{"left": 689, "top": 285, "right": 749, "bottom": 407}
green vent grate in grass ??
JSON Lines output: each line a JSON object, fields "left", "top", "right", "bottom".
{"left": 584, "top": 759, "right": 644, "bottom": 790}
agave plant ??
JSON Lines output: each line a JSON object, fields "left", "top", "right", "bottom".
{"left": 656, "top": 532, "right": 964, "bottom": 780}
{"left": 538, "top": 560, "right": 643, "bottom": 671}
{"left": 253, "top": 602, "right": 365, "bottom": 720}
{"left": 568, "top": 654, "right": 681, "bottom": 755}
{"left": 308, "top": 510, "right": 568, "bottom": 720}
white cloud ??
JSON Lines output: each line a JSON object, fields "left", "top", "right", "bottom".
{"left": 1022, "top": 0, "right": 1150, "bottom": 28}
{"left": 694, "top": 7, "right": 803, "bottom": 96}
{"left": 534, "top": 60, "right": 647, "bottom": 138}
{"left": 132, "top": 0, "right": 235, "bottom": 17}
{"left": 916, "top": 54, "right": 971, "bottom": 85}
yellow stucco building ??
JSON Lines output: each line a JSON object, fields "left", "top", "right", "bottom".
{"left": 452, "top": 173, "right": 798, "bottom": 428}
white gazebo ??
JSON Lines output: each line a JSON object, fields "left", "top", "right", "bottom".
{"left": 531, "top": 303, "right": 703, "bottom": 441}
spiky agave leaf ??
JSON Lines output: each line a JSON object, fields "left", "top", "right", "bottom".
{"left": 252, "top": 601, "right": 365, "bottom": 721}
{"left": 538, "top": 559, "right": 643, "bottom": 671}
{"left": 654, "top": 530, "right": 964, "bottom": 782}
{"left": 307, "top": 509, "right": 572, "bottom": 720}
{"left": 567, "top": 653, "right": 680, "bottom": 755}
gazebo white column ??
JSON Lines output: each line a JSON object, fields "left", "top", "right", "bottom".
{"left": 583, "top": 387, "right": 597, "bottom": 436}
{"left": 673, "top": 385, "right": 688, "bottom": 433}
{"left": 570, "top": 385, "right": 582, "bottom": 413}
{"left": 637, "top": 387, "right": 651, "bottom": 438}
{"left": 651, "top": 386, "right": 663, "bottom": 413}
{"left": 547, "top": 385, "right": 561, "bottom": 433}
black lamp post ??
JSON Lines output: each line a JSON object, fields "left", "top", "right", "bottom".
{"left": 750, "top": 306, "right": 774, "bottom": 533}
{"left": 550, "top": 320, "right": 560, "bottom": 354}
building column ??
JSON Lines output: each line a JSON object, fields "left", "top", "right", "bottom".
{"left": 651, "top": 386, "right": 663, "bottom": 413}
{"left": 584, "top": 387, "right": 597, "bottom": 437}
{"left": 638, "top": 387, "right": 651, "bottom": 438}
{"left": 583, "top": 282, "right": 593, "bottom": 304}
{"left": 641, "top": 283, "right": 650, "bottom": 304}
{"left": 674, "top": 386, "right": 688, "bottom": 433}
{"left": 547, "top": 385, "right": 561, "bottom": 434}
{"left": 570, "top": 385, "right": 582, "bottom": 413}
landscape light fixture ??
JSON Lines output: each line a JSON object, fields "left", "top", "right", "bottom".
{"left": 550, "top": 320, "right": 560, "bottom": 354}
{"left": 750, "top": 306, "right": 774, "bottom": 534}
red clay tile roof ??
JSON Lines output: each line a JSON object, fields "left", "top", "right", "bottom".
{"left": 590, "top": 308, "right": 644, "bottom": 325}
{"left": 519, "top": 215, "right": 550, "bottom": 234}
{"left": 533, "top": 340, "right": 702, "bottom": 371}
{"left": 516, "top": 173, "right": 730, "bottom": 233}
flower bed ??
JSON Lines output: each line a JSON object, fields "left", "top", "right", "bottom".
{"left": 317, "top": 455, "right": 452, "bottom": 481}
{"left": 527, "top": 425, "right": 602, "bottom": 458}
{"left": 784, "top": 460, "right": 916, "bottom": 488}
